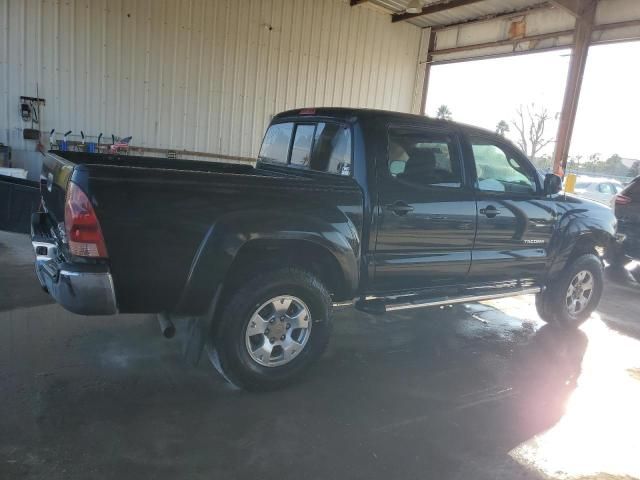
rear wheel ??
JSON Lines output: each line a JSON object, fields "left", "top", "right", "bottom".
{"left": 535, "top": 254, "right": 603, "bottom": 328}
{"left": 211, "top": 268, "right": 332, "bottom": 391}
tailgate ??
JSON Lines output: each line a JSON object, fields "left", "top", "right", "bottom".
{"left": 40, "top": 152, "right": 75, "bottom": 227}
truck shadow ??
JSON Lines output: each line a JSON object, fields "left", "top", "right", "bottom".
{"left": 2, "top": 301, "right": 597, "bottom": 480}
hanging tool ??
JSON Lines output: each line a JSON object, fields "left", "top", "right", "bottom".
{"left": 21, "top": 91, "right": 45, "bottom": 140}
{"left": 49, "top": 129, "right": 56, "bottom": 149}
{"left": 35, "top": 84, "right": 45, "bottom": 153}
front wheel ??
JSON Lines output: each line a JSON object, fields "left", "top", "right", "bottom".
{"left": 535, "top": 254, "right": 604, "bottom": 328}
{"left": 211, "top": 268, "right": 332, "bottom": 391}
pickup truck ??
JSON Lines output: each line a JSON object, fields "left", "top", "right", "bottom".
{"left": 32, "top": 108, "right": 617, "bottom": 390}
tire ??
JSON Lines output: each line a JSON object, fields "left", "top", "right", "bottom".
{"left": 535, "top": 254, "right": 604, "bottom": 328}
{"left": 212, "top": 268, "right": 332, "bottom": 391}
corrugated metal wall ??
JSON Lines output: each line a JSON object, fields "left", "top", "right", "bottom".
{"left": 1, "top": 0, "right": 421, "bottom": 157}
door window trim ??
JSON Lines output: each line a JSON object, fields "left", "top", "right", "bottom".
{"left": 385, "top": 123, "right": 469, "bottom": 190}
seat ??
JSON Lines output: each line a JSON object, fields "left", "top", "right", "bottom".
{"left": 397, "top": 149, "right": 440, "bottom": 184}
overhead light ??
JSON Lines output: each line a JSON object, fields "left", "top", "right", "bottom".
{"left": 406, "top": 0, "right": 423, "bottom": 14}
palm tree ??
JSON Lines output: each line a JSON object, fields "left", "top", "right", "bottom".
{"left": 436, "top": 104, "right": 452, "bottom": 121}
{"left": 496, "top": 120, "right": 509, "bottom": 136}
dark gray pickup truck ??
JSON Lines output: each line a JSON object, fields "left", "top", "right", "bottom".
{"left": 32, "top": 108, "right": 617, "bottom": 390}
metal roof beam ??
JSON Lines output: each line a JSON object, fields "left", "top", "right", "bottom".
{"left": 431, "top": 2, "right": 552, "bottom": 32}
{"left": 391, "top": 0, "right": 486, "bottom": 23}
{"left": 549, "top": 0, "right": 582, "bottom": 17}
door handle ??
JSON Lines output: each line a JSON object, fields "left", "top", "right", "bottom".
{"left": 480, "top": 205, "right": 501, "bottom": 218}
{"left": 386, "top": 201, "right": 414, "bottom": 216}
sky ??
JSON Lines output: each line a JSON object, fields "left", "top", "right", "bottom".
{"left": 426, "top": 41, "right": 640, "bottom": 162}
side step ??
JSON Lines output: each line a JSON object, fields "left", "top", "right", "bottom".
{"left": 355, "top": 286, "right": 542, "bottom": 315}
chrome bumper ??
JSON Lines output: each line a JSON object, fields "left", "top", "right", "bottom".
{"left": 32, "top": 227, "right": 117, "bottom": 315}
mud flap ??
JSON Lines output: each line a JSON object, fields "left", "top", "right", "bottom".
{"left": 181, "top": 286, "right": 222, "bottom": 366}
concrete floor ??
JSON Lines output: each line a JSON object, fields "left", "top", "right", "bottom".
{"left": 1, "top": 230, "right": 639, "bottom": 480}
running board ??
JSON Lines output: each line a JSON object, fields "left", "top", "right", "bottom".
{"left": 355, "top": 286, "right": 542, "bottom": 314}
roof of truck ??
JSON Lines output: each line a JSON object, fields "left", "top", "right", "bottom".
{"left": 273, "top": 107, "right": 497, "bottom": 137}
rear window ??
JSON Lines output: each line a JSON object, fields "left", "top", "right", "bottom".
{"left": 259, "top": 122, "right": 293, "bottom": 164}
{"left": 259, "top": 121, "right": 352, "bottom": 176}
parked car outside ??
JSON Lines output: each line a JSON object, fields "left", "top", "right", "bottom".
{"left": 610, "top": 176, "right": 640, "bottom": 282}
{"left": 572, "top": 176, "right": 624, "bottom": 205}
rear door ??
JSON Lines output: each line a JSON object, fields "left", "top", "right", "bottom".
{"left": 464, "top": 134, "right": 556, "bottom": 285}
{"left": 372, "top": 124, "right": 476, "bottom": 293}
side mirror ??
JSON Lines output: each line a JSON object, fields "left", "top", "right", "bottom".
{"left": 543, "top": 173, "right": 562, "bottom": 195}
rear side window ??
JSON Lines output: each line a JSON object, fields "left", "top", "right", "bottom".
{"left": 387, "top": 127, "right": 462, "bottom": 188}
{"left": 259, "top": 121, "right": 352, "bottom": 175}
{"left": 259, "top": 122, "right": 293, "bottom": 164}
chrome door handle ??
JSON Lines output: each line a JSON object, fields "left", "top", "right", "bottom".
{"left": 480, "top": 205, "right": 501, "bottom": 218}
{"left": 386, "top": 201, "right": 414, "bottom": 216}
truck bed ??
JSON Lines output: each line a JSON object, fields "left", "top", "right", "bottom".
{"left": 38, "top": 151, "right": 364, "bottom": 314}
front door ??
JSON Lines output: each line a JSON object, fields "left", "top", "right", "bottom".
{"left": 464, "top": 134, "right": 556, "bottom": 285}
{"left": 372, "top": 125, "right": 477, "bottom": 293}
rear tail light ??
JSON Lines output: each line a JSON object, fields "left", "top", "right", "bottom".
{"left": 64, "top": 182, "right": 108, "bottom": 258}
{"left": 615, "top": 194, "right": 632, "bottom": 206}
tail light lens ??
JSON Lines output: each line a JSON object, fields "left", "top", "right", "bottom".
{"left": 615, "top": 194, "right": 632, "bottom": 206}
{"left": 64, "top": 182, "right": 108, "bottom": 258}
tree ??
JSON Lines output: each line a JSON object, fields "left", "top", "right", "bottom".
{"left": 602, "top": 154, "right": 628, "bottom": 176}
{"left": 511, "top": 104, "right": 554, "bottom": 160}
{"left": 495, "top": 120, "right": 509, "bottom": 136}
{"left": 629, "top": 160, "right": 640, "bottom": 178}
{"left": 436, "top": 104, "right": 452, "bottom": 121}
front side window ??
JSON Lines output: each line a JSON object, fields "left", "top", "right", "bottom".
{"left": 388, "top": 127, "right": 462, "bottom": 188}
{"left": 470, "top": 138, "right": 537, "bottom": 194}
{"left": 259, "top": 122, "right": 294, "bottom": 164}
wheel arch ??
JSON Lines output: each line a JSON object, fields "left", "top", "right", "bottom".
{"left": 222, "top": 238, "right": 356, "bottom": 303}
{"left": 175, "top": 220, "right": 359, "bottom": 315}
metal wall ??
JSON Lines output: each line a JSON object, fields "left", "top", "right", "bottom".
{"left": 0, "top": 0, "right": 421, "bottom": 157}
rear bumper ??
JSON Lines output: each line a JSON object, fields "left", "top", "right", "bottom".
{"left": 31, "top": 213, "right": 118, "bottom": 315}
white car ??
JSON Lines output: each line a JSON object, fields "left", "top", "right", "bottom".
{"left": 572, "top": 177, "right": 624, "bottom": 205}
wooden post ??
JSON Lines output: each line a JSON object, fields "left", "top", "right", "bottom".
{"left": 552, "top": 0, "right": 597, "bottom": 175}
